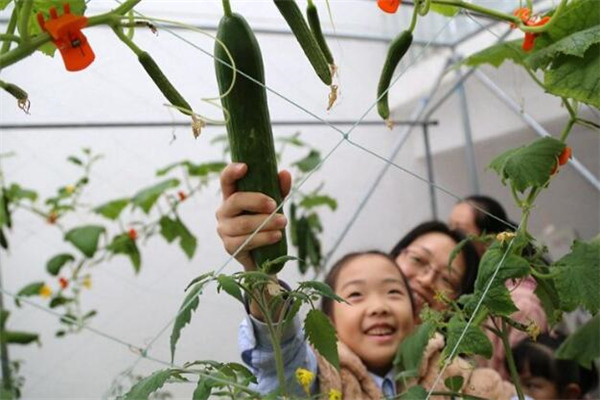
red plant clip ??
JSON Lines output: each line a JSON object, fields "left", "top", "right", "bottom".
{"left": 378, "top": 0, "right": 401, "bottom": 14}
{"left": 37, "top": 3, "right": 95, "bottom": 71}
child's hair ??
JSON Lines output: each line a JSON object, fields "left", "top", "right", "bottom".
{"left": 320, "top": 250, "right": 415, "bottom": 318}
{"left": 461, "top": 195, "right": 514, "bottom": 235}
{"left": 389, "top": 221, "right": 479, "bottom": 296}
{"left": 512, "top": 333, "right": 599, "bottom": 396}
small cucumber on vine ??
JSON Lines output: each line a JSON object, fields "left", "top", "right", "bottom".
{"left": 306, "top": 0, "right": 334, "bottom": 66}
{"left": 376, "top": 30, "right": 413, "bottom": 122}
{"left": 274, "top": 0, "right": 332, "bottom": 86}
{"left": 214, "top": 10, "right": 288, "bottom": 274}
{"left": 138, "top": 51, "right": 193, "bottom": 116}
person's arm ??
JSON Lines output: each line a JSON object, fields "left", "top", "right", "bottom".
{"left": 216, "top": 162, "right": 291, "bottom": 320}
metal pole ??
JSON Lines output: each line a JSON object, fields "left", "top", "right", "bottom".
{"left": 454, "top": 54, "right": 480, "bottom": 194}
{"left": 422, "top": 123, "right": 438, "bottom": 219}
{"left": 474, "top": 70, "right": 600, "bottom": 193}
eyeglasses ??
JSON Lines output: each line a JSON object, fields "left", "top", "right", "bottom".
{"left": 400, "top": 248, "right": 461, "bottom": 293}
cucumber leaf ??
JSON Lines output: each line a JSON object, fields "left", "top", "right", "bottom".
{"left": 159, "top": 216, "right": 197, "bottom": 259}
{"left": 107, "top": 233, "right": 141, "bottom": 273}
{"left": 123, "top": 369, "right": 174, "bottom": 400}
{"left": 46, "top": 253, "right": 75, "bottom": 276}
{"left": 555, "top": 313, "right": 599, "bottom": 369}
{"left": 443, "top": 316, "right": 492, "bottom": 359}
{"left": 304, "top": 309, "right": 339, "bottom": 371}
{"left": 132, "top": 179, "right": 179, "bottom": 214}
{"left": 94, "top": 199, "right": 130, "bottom": 220}
{"left": 64, "top": 225, "right": 105, "bottom": 258}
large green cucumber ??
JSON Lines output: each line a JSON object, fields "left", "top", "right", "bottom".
{"left": 377, "top": 30, "right": 413, "bottom": 121}
{"left": 214, "top": 13, "right": 287, "bottom": 274}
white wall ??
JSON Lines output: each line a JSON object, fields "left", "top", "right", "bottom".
{"left": 0, "top": 1, "right": 598, "bottom": 398}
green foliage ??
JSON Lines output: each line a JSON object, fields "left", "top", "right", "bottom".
{"left": 122, "top": 369, "right": 175, "bottom": 400}
{"left": 556, "top": 314, "right": 599, "bottom": 369}
{"left": 488, "top": 137, "right": 565, "bottom": 193}
{"left": 430, "top": 4, "right": 459, "bottom": 17}
{"left": 299, "top": 194, "right": 337, "bottom": 211}
{"left": 132, "top": 179, "right": 179, "bottom": 214}
{"left": 399, "top": 385, "right": 428, "bottom": 400}
{"left": 107, "top": 233, "right": 141, "bottom": 273}
{"left": 46, "top": 253, "right": 75, "bottom": 276}
{"left": 0, "top": 0, "right": 12, "bottom": 10}
{"left": 293, "top": 150, "right": 321, "bottom": 172}
{"left": 444, "top": 375, "right": 465, "bottom": 392}
{"left": 6, "top": 183, "right": 37, "bottom": 202}
{"left": 298, "top": 281, "right": 345, "bottom": 304}
{"left": 64, "top": 225, "right": 106, "bottom": 258}
{"left": 533, "top": 276, "right": 562, "bottom": 325}
{"left": 170, "top": 276, "right": 214, "bottom": 363}
{"left": 527, "top": 26, "right": 600, "bottom": 70}
{"left": 551, "top": 238, "right": 600, "bottom": 314}
{"left": 304, "top": 309, "right": 339, "bottom": 371}
{"left": 15, "top": 282, "right": 44, "bottom": 306}
{"left": 159, "top": 216, "right": 197, "bottom": 259}
{"left": 216, "top": 275, "right": 244, "bottom": 304}
{"left": 2, "top": 331, "right": 39, "bottom": 345}
{"left": 464, "top": 40, "right": 526, "bottom": 68}
{"left": 394, "top": 321, "right": 435, "bottom": 376}
{"left": 93, "top": 199, "right": 130, "bottom": 220}
{"left": 444, "top": 315, "right": 493, "bottom": 359}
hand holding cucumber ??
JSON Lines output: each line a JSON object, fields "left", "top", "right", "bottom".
{"left": 216, "top": 163, "right": 291, "bottom": 272}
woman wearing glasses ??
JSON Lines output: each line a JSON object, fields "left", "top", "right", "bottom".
{"left": 390, "top": 221, "right": 480, "bottom": 316}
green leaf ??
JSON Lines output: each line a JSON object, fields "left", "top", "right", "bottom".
{"left": 107, "top": 233, "right": 141, "bottom": 273}
{"left": 186, "top": 162, "right": 227, "bottom": 177}
{"left": 3, "top": 331, "right": 39, "bottom": 345}
{"left": 7, "top": 183, "right": 37, "bottom": 202}
{"left": 46, "top": 253, "right": 75, "bottom": 276}
{"left": 132, "top": 179, "right": 179, "bottom": 214}
{"left": 217, "top": 275, "right": 244, "bottom": 304}
{"left": 488, "top": 137, "right": 565, "bottom": 193}
{"left": 260, "top": 255, "right": 296, "bottom": 274}
{"left": 159, "top": 216, "right": 197, "bottom": 259}
{"left": 298, "top": 281, "right": 344, "bottom": 303}
{"left": 170, "top": 281, "right": 207, "bottom": 362}
{"left": 123, "top": 369, "right": 174, "bottom": 400}
{"left": 533, "top": 275, "right": 562, "bottom": 326}
{"left": 0, "top": 310, "right": 8, "bottom": 329}
{"left": 49, "top": 295, "right": 73, "bottom": 308}
{"left": 444, "top": 376, "right": 465, "bottom": 392}
{"left": 276, "top": 134, "right": 306, "bottom": 147}
{"left": 551, "top": 239, "right": 600, "bottom": 314}
{"left": 544, "top": 45, "right": 600, "bottom": 109}
{"left": 293, "top": 150, "right": 321, "bottom": 172}
{"left": 527, "top": 26, "right": 600, "bottom": 70}
{"left": 430, "top": 3, "right": 459, "bottom": 17}
{"left": 64, "top": 225, "right": 105, "bottom": 258}
{"left": 444, "top": 315, "right": 493, "bottom": 359}
{"left": 399, "top": 385, "right": 428, "bottom": 400}
{"left": 296, "top": 217, "right": 309, "bottom": 274}
{"left": 192, "top": 377, "right": 214, "bottom": 400}
{"left": 304, "top": 309, "right": 339, "bottom": 370}
{"left": 93, "top": 199, "right": 130, "bottom": 220}
{"left": 300, "top": 195, "right": 337, "bottom": 211}
{"left": 395, "top": 321, "right": 435, "bottom": 373}
{"left": 16, "top": 282, "right": 44, "bottom": 297}
{"left": 27, "top": 0, "right": 87, "bottom": 56}
{"left": 0, "top": 0, "right": 13, "bottom": 11}
{"left": 67, "top": 156, "right": 83, "bottom": 166}
{"left": 478, "top": 285, "right": 519, "bottom": 316}
{"left": 474, "top": 244, "right": 530, "bottom": 292}
{"left": 463, "top": 40, "right": 527, "bottom": 68}
{"left": 555, "top": 313, "right": 599, "bottom": 369}
{"left": 184, "top": 272, "right": 215, "bottom": 292}
{"left": 0, "top": 228, "right": 8, "bottom": 250}
{"left": 0, "top": 189, "right": 11, "bottom": 228}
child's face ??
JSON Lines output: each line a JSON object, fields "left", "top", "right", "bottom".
{"left": 519, "top": 366, "right": 560, "bottom": 400}
{"left": 395, "top": 232, "right": 466, "bottom": 314}
{"left": 331, "top": 254, "right": 414, "bottom": 375}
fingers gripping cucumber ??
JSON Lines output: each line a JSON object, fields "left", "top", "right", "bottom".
{"left": 214, "top": 13, "right": 288, "bottom": 274}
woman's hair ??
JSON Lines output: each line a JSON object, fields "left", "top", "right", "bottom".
{"left": 461, "top": 195, "right": 514, "bottom": 235}
{"left": 512, "top": 333, "right": 599, "bottom": 396}
{"left": 389, "top": 221, "right": 479, "bottom": 296}
{"left": 321, "top": 250, "right": 415, "bottom": 318}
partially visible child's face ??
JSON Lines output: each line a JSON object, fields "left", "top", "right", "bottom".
{"left": 331, "top": 254, "right": 414, "bottom": 376}
{"left": 519, "top": 366, "right": 560, "bottom": 400}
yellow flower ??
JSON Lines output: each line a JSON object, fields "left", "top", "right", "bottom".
{"left": 527, "top": 321, "right": 541, "bottom": 341}
{"left": 82, "top": 275, "right": 92, "bottom": 289}
{"left": 39, "top": 284, "right": 52, "bottom": 299}
{"left": 496, "top": 231, "right": 516, "bottom": 244}
{"left": 65, "top": 185, "right": 75, "bottom": 195}
{"left": 328, "top": 389, "right": 342, "bottom": 400}
{"left": 295, "top": 367, "right": 315, "bottom": 395}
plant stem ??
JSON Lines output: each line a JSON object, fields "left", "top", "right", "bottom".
{"left": 18, "top": 0, "right": 33, "bottom": 43}
{"left": 111, "top": 24, "right": 143, "bottom": 56}
{"left": 222, "top": 0, "right": 232, "bottom": 17}
{"left": 1, "top": 8, "right": 18, "bottom": 55}
{"left": 0, "top": 35, "right": 21, "bottom": 44}
{"left": 409, "top": 2, "right": 419, "bottom": 32}
{"left": 559, "top": 117, "right": 576, "bottom": 142}
{"left": 431, "top": 0, "right": 520, "bottom": 24}
{"left": 501, "top": 318, "right": 525, "bottom": 400}
{"left": 519, "top": 0, "right": 568, "bottom": 33}
{"left": 0, "top": 265, "right": 15, "bottom": 396}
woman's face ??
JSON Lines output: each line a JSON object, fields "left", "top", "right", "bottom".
{"left": 395, "top": 232, "right": 466, "bottom": 314}
{"left": 449, "top": 202, "right": 480, "bottom": 236}
{"left": 331, "top": 254, "right": 414, "bottom": 376}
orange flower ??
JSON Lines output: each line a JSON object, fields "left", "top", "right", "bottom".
{"left": 178, "top": 191, "right": 187, "bottom": 201}
{"left": 47, "top": 212, "right": 58, "bottom": 224}
{"left": 522, "top": 16, "right": 550, "bottom": 52}
{"left": 377, "top": 0, "right": 401, "bottom": 14}
{"left": 511, "top": 7, "right": 531, "bottom": 28}
{"left": 59, "top": 277, "right": 69, "bottom": 289}
{"left": 558, "top": 146, "right": 571, "bottom": 166}
{"left": 128, "top": 228, "right": 138, "bottom": 241}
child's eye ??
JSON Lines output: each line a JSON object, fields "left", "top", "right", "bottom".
{"left": 388, "top": 289, "right": 403, "bottom": 295}
{"left": 347, "top": 292, "right": 362, "bottom": 298}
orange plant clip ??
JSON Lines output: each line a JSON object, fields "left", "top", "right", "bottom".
{"left": 37, "top": 3, "right": 95, "bottom": 71}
